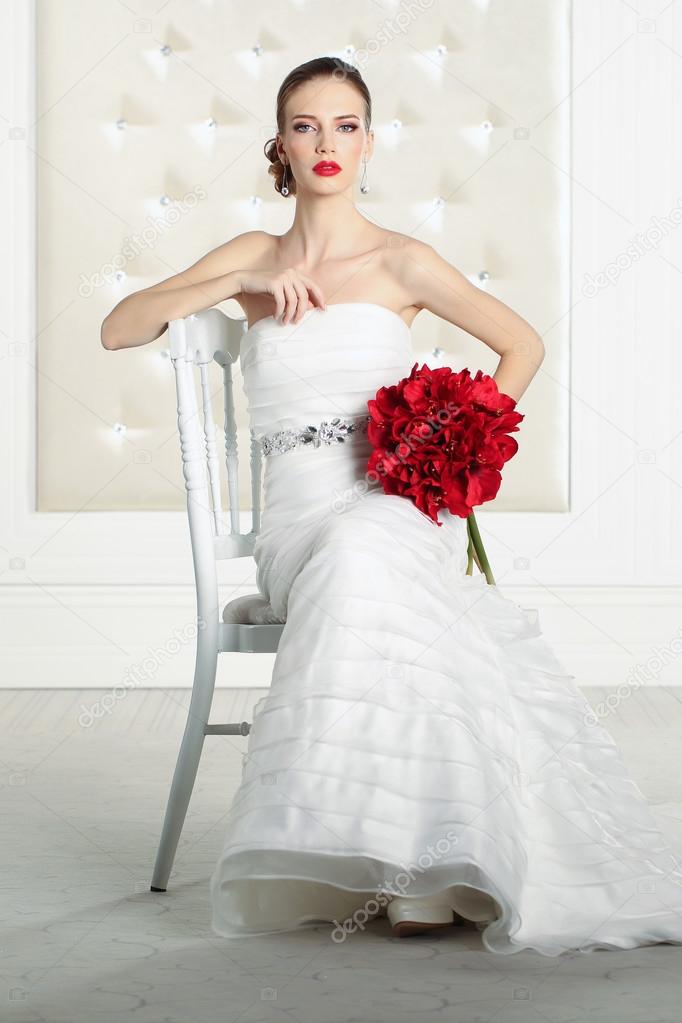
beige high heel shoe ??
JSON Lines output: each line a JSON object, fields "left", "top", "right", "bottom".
{"left": 387, "top": 895, "right": 459, "bottom": 937}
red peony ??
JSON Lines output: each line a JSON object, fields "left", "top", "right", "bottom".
{"left": 366, "top": 363, "right": 523, "bottom": 545}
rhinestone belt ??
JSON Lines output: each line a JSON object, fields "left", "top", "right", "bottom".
{"left": 260, "top": 414, "right": 371, "bottom": 457}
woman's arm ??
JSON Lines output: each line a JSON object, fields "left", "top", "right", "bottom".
{"left": 395, "top": 239, "right": 546, "bottom": 403}
{"left": 100, "top": 230, "right": 267, "bottom": 350}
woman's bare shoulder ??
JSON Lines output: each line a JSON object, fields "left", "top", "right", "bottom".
{"left": 380, "top": 234, "right": 449, "bottom": 310}
{"left": 380, "top": 232, "right": 433, "bottom": 269}
{"left": 202, "top": 229, "right": 277, "bottom": 275}
{"left": 137, "top": 230, "right": 275, "bottom": 299}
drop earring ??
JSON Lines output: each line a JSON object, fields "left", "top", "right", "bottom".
{"left": 281, "top": 161, "right": 289, "bottom": 197}
{"left": 360, "top": 157, "right": 370, "bottom": 194}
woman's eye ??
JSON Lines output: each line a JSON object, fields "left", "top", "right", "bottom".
{"left": 293, "top": 124, "right": 356, "bottom": 133}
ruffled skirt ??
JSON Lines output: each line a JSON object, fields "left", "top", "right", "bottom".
{"left": 210, "top": 439, "right": 682, "bottom": 956}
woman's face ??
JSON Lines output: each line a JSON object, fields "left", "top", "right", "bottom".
{"left": 278, "top": 78, "right": 372, "bottom": 193}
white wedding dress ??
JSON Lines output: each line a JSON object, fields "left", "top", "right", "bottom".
{"left": 210, "top": 302, "right": 682, "bottom": 956}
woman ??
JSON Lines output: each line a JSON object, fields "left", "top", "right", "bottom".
{"left": 102, "top": 57, "right": 682, "bottom": 956}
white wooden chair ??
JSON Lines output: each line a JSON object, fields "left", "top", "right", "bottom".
{"left": 150, "top": 306, "right": 284, "bottom": 893}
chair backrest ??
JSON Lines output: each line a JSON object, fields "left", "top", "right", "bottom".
{"left": 168, "top": 307, "right": 262, "bottom": 570}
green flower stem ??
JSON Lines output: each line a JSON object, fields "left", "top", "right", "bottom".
{"left": 466, "top": 510, "right": 495, "bottom": 586}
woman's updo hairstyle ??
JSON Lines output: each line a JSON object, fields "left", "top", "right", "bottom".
{"left": 263, "top": 56, "right": 372, "bottom": 198}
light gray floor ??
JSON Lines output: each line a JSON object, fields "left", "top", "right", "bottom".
{"left": 5, "top": 685, "right": 682, "bottom": 1023}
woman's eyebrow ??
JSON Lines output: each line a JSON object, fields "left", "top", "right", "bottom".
{"left": 291, "top": 114, "right": 361, "bottom": 120}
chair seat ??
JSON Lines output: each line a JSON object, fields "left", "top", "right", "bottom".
{"left": 222, "top": 593, "right": 286, "bottom": 625}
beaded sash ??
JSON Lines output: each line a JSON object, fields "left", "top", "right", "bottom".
{"left": 260, "top": 414, "right": 371, "bottom": 457}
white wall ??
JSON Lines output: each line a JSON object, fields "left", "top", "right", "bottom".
{"left": 2, "top": 0, "right": 681, "bottom": 691}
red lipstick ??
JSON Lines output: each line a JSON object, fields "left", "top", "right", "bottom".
{"left": 313, "top": 161, "right": 341, "bottom": 176}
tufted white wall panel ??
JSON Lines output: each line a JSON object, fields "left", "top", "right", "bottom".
{"left": 35, "top": 0, "right": 571, "bottom": 512}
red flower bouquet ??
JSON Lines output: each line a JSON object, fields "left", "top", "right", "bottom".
{"left": 365, "top": 362, "right": 524, "bottom": 585}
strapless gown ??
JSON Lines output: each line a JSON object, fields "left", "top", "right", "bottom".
{"left": 209, "top": 302, "right": 682, "bottom": 956}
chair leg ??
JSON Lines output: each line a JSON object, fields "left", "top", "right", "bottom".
{"left": 150, "top": 626, "right": 218, "bottom": 892}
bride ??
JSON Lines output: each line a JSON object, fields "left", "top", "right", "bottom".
{"left": 102, "top": 57, "right": 682, "bottom": 956}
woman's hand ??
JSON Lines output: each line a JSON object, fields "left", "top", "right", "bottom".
{"left": 238, "top": 268, "right": 326, "bottom": 324}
